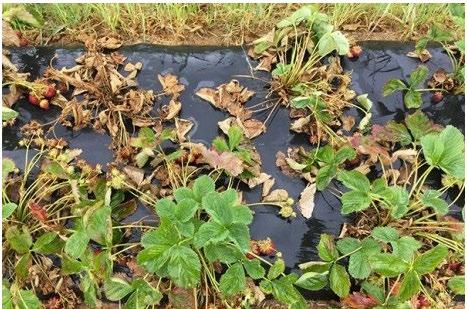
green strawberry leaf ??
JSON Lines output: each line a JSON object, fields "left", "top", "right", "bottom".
{"left": 167, "top": 245, "right": 201, "bottom": 288}
{"left": 421, "top": 125, "right": 465, "bottom": 179}
{"left": 336, "top": 237, "right": 361, "bottom": 255}
{"left": 104, "top": 278, "right": 134, "bottom": 301}
{"left": 448, "top": 276, "right": 465, "bottom": 295}
{"left": 6, "top": 226, "right": 32, "bottom": 254}
{"left": 219, "top": 262, "right": 246, "bottom": 296}
{"left": 340, "top": 191, "right": 372, "bottom": 214}
{"left": 2, "top": 202, "right": 17, "bottom": 220}
{"left": 243, "top": 259, "right": 266, "bottom": 279}
{"left": 268, "top": 259, "right": 285, "bottom": 280}
{"left": 329, "top": 264, "right": 350, "bottom": 298}
{"left": 317, "top": 234, "right": 338, "bottom": 262}
{"left": 193, "top": 175, "right": 216, "bottom": 201}
{"left": 295, "top": 271, "right": 328, "bottom": 291}
{"left": 391, "top": 236, "right": 421, "bottom": 262}
{"left": 404, "top": 89, "right": 423, "bottom": 109}
{"left": 32, "top": 232, "right": 63, "bottom": 254}
{"left": 371, "top": 226, "right": 399, "bottom": 243}
{"left": 193, "top": 221, "right": 229, "bottom": 248}
{"left": 421, "top": 190, "right": 449, "bottom": 215}
{"left": 228, "top": 126, "right": 243, "bottom": 151}
{"left": 413, "top": 245, "right": 448, "bottom": 275}
{"left": 405, "top": 110, "right": 439, "bottom": 141}
{"left": 408, "top": 65, "right": 429, "bottom": 88}
{"left": 337, "top": 170, "right": 371, "bottom": 192}
{"left": 398, "top": 270, "right": 421, "bottom": 301}
{"left": 65, "top": 228, "right": 90, "bottom": 259}
{"left": 369, "top": 253, "right": 409, "bottom": 277}
{"left": 383, "top": 79, "right": 406, "bottom": 96}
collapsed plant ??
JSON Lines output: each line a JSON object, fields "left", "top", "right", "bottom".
{"left": 248, "top": 5, "right": 360, "bottom": 145}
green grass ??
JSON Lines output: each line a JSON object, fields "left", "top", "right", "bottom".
{"left": 2, "top": 3, "right": 464, "bottom": 45}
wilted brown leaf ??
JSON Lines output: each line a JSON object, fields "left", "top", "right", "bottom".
{"left": 262, "top": 178, "right": 275, "bottom": 197}
{"left": 290, "top": 116, "right": 311, "bottom": 133}
{"left": 196, "top": 80, "right": 255, "bottom": 120}
{"left": 391, "top": 149, "right": 417, "bottom": 163}
{"left": 218, "top": 117, "right": 264, "bottom": 139}
{"left": 2, "top": 21, "right": 20, "bottom": 46}
{"left": 161, "top": 99, "right": 182, "bottom": 121}
{"left": 342, "top": 115, "right": 356, "bottom": 132}
{"left": 2, "top": 52, "right": 18, "bottom": 72}
{"left": 342, "top": 23, "right": 362, "bottom": 31}
{"left": 242, "top": 118, "right": 265, "bottom": 139}
{"left": 174, "top": 118, "right": 193, "bottom": 142}
{"left": 275, "top": 151, "right": 301, "bottom": 177}
{"left": 247, "top": 172, "right": 271, "bottom": 189}
{"left": 2, "top": 85, "right": 21, "bottom": 107}
{"left": 299, "top": 183, "right": 316, "bottom": 219}
{"left": 407, "top": 49, "right": 432, "bottom": 63}
{"left": 255, "top": 52, "right": 276, "bottom": 72}
{"left": 123, "top": 165, "right": 145, "bottom": 187}
{"left": 158, "top": 74, "right": 185, "bottom": 98}
{"left": 97, "top": 37, "right": 122, "bottom": 49}
{"left": 342, "top": 292, "right": 379, "bottom": 308}
{"left": 202, "top": 148, "right": 243, "bottom": 176}
{"left": 263, "top": 189, "right": 288, "bottom": 203}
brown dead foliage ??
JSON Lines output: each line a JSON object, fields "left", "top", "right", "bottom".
{"left": 45, "top": 36, "right": 159, "bottom": 150}
{"left": 196, "top": 80, "right": 257, "bottom": 124}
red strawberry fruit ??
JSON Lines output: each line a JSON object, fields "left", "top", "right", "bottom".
{"left": 28, "top": 94, "right": 40, "bottom": 105}
{"left": 44, "top": 86, "right": 57, "bottom": 99}
{"left": 19, "top": 37, "right": 29, "bottom": 47}
{"left": 431, "top": 91, "right": 443, "bottom": 103}
{"left": 350, "top": 45, "right": 363, "bottom": 58}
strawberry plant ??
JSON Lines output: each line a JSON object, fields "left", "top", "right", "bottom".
{"left": 413, "top": 11, "right": 465, "bottom": 92}
{"left": 61, "top": 248, "right": 113, "bottom": 306}
{"left": 298, "top": 231, "right": 450, "bottom": 306}
{"left": 206, "top": 125, "right": 262, "bottom": 180}
{"left": 137, "top": 175, "right": 311, "bottom": 307}
{"left": 137, "top": 176, "right": 259, "bottom": 297}
{"left": 3, "top": 281, "right": 41, "bottom": 309}
{"left": 383, "top": 65, "right": 441, "bottom": 108}
{"left": 131, "top": 127, "right": 174, "bottom": 168}
{"left": 104, "top": 277, "right": 162, "bottom": 308}
{"left": 282, "top": 144, "right": 356, "bottom": 190}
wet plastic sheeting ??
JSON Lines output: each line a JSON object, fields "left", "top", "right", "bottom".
{"left": 3, "top": 43, "right": 464, "bottom": 277}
